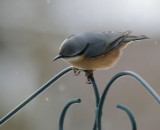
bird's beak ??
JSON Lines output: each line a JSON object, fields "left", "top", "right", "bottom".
{"left": 52, "top": 54, "right": 63, "bottom": 61}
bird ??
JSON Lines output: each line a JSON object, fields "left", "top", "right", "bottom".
{"left": 53, "top": 31, "right": 148, "bottom": 83}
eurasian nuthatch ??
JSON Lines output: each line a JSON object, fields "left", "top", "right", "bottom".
{"left": 53, "top": 31, "right": 148, "bottom": 83}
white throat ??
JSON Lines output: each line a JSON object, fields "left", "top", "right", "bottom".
{"left": 63, "top": 55, "right": 81, "bottom": 61}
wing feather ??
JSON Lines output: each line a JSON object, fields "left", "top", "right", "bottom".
{"left": 84, "top": 31, "right": 130, "bottom": 58}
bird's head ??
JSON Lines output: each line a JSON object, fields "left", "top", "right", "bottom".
{"left": 53, "top": 34, "right": 88, "bottom": 61}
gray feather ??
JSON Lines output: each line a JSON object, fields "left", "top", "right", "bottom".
{"left": 59, "top": 31, "right": 148, "bottom": 59}
{"left": 84, "top": 31, "right": 125, "bottom": 58}
{"left": 123, "top": 35, "right": 149, "bottom": 43}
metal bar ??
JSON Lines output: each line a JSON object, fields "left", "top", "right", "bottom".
{"left": 0, "top": 66, "right": 73, "bottom": 126}
{"left": 117, "top": 104, "right": 137, "bottom": 130}
{"left": 97, "top": 71, "right": 160, "bottom": 130}
{"left": 59, "top": 98, "right": 81, "bottom": 130}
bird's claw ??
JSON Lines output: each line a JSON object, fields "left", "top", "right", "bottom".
{"left": 85, "top": 70, "right": 93, "bottom": 84}
{"left": 85, "top": 79, "right": 92, "bottom": 84}
{"left": 72, "top": 67, "right": 81, "bottom": 76}
{"left": 72, "top": 67, "right": 93, "bottom": 84}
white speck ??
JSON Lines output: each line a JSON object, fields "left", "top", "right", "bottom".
{"left": 155, "top": 41, "right": 158, "bottom": 45}
{"left": 102, "top": 120, "right": 112, "bottom": 129}
{"left": 45, "top": 97, "right": 49, "bottom": 101}
{"left": 59, "top": 85, "right": 66, "bottom": 92}
{"left": 15, "top": 72, "right": 18, "bottom": 75}
{"left": 47, "top": 0, "right": 51, "bottom": 4}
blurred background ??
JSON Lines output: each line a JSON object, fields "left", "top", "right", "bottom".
{"left": 0, "top": 0, "right": 160, "bottom": 129}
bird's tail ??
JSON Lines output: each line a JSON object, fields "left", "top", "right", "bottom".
{"left": 123, "top": 35, "right": 149, "bottom": 43}
{"left": 117, "top": 31, "right": 149, "bottom": 49}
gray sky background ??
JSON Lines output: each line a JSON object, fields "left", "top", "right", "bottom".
{"left": 1, "top": 0, "right": 160, "bottom": 36}
{"left": 0, "top": 0, "right": 160, "bottom": 130}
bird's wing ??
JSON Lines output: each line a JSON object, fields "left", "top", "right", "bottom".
{"left": 84, "top": 31, "right": 130, "bottom": 59}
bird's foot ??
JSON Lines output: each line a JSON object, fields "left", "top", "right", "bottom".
{"left": 85, "top": 70, "right": 93, "bottom": 84}
{"left": 72, "top": 67, "right": 81, "bottom": 76}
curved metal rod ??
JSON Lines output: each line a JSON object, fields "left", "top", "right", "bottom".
{"left": 0, "top": 66, "right": 73, "bottom": 126}
{"left": 117, "top": 104, "right": 137, "bottom": 130}
{"left": 97, "top": 71, "right": 160, "bottom": 130}
{"left": 75, "top": 70, "right": 100, "bottom": 130}
{"left": 59, "top": 98, "right": 81, "bottom": 130}
{"left": 89, "top": 74, "right": 100, "bottom": 107}
{"left": 89, "top": 74, "right": 100, "bottom": 130}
